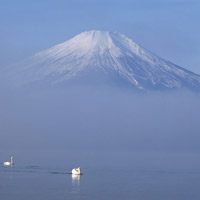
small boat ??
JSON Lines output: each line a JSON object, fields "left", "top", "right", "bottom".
{"left": 3, "top": 156, "right": 14, "bottom": 166}
{"left": 72, "top": 167, "right": 81, "bottom": 175}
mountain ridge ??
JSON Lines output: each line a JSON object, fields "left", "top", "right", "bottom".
{"left": 7, "top": 30, "right": 200, "bottom": 91}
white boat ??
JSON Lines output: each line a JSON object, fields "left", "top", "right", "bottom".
{"left": 72, "top": 167, "right": 81, "bottom": 175}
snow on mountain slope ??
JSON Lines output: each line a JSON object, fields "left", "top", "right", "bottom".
{"left": 11, "top": 30, "right": 200, "bottom": 90}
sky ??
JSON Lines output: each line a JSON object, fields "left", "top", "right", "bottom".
{"left": 0, "top": 0, "right": 200, "bottom": 74}
{"left": 0, "top": 0, "right": 200, "bottom": 166}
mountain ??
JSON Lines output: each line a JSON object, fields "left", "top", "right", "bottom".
{"left": 8, "top": 30, "right": 200, "bottom": 90}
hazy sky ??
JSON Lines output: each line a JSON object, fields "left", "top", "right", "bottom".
{"left": 0, "top": 0, "right": 200, "bottom": 167}
{"left": 0, "top": 0, "right": 200, "bottom": 74}
{"left": 0, "top": 86, "right": 200, "bottom": 165}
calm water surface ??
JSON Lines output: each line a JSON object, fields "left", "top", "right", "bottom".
{"left": 1, "top": 153, "right": 200, "bottom": 200}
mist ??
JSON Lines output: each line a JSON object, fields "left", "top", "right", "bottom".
{"left": 0, "top": 85, "right": 200, "bottom": 168}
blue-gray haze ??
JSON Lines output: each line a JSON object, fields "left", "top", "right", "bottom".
{"left": 1, "top": 1, "right": 200, "bottom": 199}
{"left": 1, "top": 85, "right": 200, "bottom": 168}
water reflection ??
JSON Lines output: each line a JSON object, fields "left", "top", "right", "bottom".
{"left": 9, "top": 166, "right": 13, "bottom": 180}
{"left": 72, "top": 174, "right": 81, "bottom": 181}
{"left": 71, "top": 174, "right": 80, "bottom": 194}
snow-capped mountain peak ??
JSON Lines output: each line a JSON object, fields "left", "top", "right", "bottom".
{"left": 11, "top": 30, "right": 200, "bottom": 90}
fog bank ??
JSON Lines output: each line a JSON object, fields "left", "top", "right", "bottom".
{"left": 0, "top": 86, "right": 200, "bottom": 166}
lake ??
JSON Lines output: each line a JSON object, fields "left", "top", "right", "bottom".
{"left": 1, "top": 152, "right": 200, "bottom": 200}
